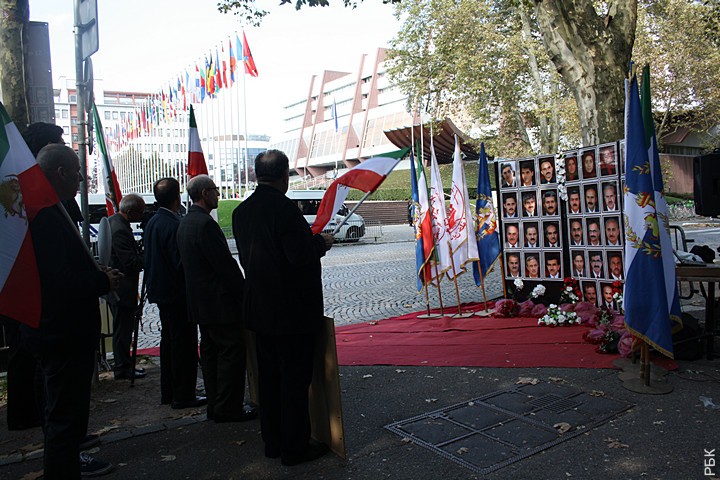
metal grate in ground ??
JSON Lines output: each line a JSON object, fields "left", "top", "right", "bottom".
{"left": 385, "top": 381, "right": 634, "bottom": 475}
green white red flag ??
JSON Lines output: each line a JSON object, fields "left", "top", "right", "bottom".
{"left": 0, "top": 102, "right": 59, "bottom": 327}
{"left": 92, "top": 102, "right": 123, "bottom": 215}
{"left": 188, "top": 105, "right": 208, "bottom": 178}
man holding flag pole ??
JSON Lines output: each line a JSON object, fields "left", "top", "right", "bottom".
{"left": 472, "top": 143, "right": 501, "bottom": 315}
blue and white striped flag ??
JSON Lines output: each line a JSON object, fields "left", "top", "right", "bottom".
{"left": 472, "top": 143, "right": 500, "bottom": 284}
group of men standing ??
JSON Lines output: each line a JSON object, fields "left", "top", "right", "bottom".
{"left": 10, "top": 140, "right": 332, "bottom": 478}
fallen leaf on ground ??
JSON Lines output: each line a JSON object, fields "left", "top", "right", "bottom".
{"left": 605, "top": 438, "right": 629, "bottom": 448}
{"left": 516, "top": 377, "right": 539, "bottom": 385}
{"left": 425, "top": 398, "right": 437, "bottom": 403}
{"left": 553, "top": 422, "right": 572, "bottom": 433}
{"left": 456, "top": 447, "right": 469, "bottom": 455}
{"left": 101, "top": 398, "right": 117, "bottom": 403}
{"left": 362, "top": 374, "right": 373, "bottom": 378}
{"left": 234, "top": 440, "right": 247, "bottom": 446}
{"left": 548, "top": 377, "right": 565, "bottom": 383}
{"left": 401, "top": 437, "right": 411, "bottom": 443}
{"left": 395, "top": 369, "right": 406, "bottom": 373}
{"left": 160, "top": 455, "right": 176, "bottom": 461}
{"left": 589, "top": 390, "right": 606, "bottom": 397}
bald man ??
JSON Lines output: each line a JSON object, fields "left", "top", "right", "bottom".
{"left": 20, "top": 144, "right": 120, "bottom": 478}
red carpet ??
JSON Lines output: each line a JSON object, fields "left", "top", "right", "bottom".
{"left": 335, "top": 303, "right": 621, "bottom": 369}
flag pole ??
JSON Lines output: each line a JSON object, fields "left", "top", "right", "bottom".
{"left": 432, "top": 260, "right": 445, "bottom": 316}
{"left": 242, "top": 39, "right": 250, "bottom": 195}
{"left": 475, "top": 258, "right": 491, "bottom": 317}
{"left": 447, "top": 247, "right": 464, "bottom": 316}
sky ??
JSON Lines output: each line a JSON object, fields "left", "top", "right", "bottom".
{"left": 30, "top": 0, "right": 403, "bottom": 138}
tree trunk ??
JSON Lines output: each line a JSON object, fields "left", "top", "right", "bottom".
{"left": 534, "top": 0, "right": 636, "bottom": 145}
{"left": 0, "top": 0, "right": 29, "bottom": 127}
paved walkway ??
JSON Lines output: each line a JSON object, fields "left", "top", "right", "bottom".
{"left": 135, "top": 225, "right": 503, "bottom": 351}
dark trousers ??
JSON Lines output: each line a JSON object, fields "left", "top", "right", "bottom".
{"left": 111, "top": 303, "right": 135, "bottom": 375}
{"left": 34, "top": 346, "right": 95, "bottom": 479}
{"left": 256, "top": 332, "right": 315, "bottom": 457}
{"left": 158, "top": 302, "right": 199, "bottom": 404}
{"left": 3, "top": 317, "right": 41, "bottom": 430}
{"left": 199, "top": 323, "right": 246, "bottom": 417}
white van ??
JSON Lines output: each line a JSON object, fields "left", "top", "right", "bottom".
{"left": 286, "top": 189, "right": 366, "bottom": 242}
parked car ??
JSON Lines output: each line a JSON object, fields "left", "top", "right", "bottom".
{"left": 285, "top": 189, "right": 366, "bottom": 242}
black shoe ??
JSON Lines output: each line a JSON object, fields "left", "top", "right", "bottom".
{"left": 114, "top": 370, "right": 146, "bottom": 380}
{"left": 281, "top": 442, "right": 330, "bottom": 466}
{"left": 171, "top": 396, "right": 208, "bottom": 409}
{"left": 80, "top": 434, "right": 101, "bottom": 451}
{"left": 79, "top": 452, "right": 113, "bottom": 477}
{"left": 213, "top": 410, "right": 258, "bottom": 423}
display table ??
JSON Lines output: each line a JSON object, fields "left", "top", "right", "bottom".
{"left": 676, "top": 264, "right": 720, "bottom": 360}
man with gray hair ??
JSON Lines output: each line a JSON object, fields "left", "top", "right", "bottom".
{"left": 177, "top": 175, "right": 256, "bottom": 423}
{"left": 108, "top": 193, "right": 146, "bottom": 380}
{"left": 233, "top": 150, "right": 333, "bottom": 466}
{"left": 20, "top": 144, "right": 121, "bottom": 477}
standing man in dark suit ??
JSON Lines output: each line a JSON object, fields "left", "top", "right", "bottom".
{"left": 143, "top": 178, "right": 205, "bottom": 408}
{"left": 108, "top": 193, "right": 146, "bottom": 380}
{"left": 21, "top": 144, "right": 120, "bottom": 478}
{"left": 233, "top": 150, "right": 333, "bottom": 466}
{"left": 177, "top": 174, "right": 256, "bottom": 423}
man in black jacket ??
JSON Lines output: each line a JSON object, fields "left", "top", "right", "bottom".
{"left": 177, "top": 175, "right": 255, "bottom": 423}
{"left": 21, "top": 144, "right": 122, "bottom": 478}
{"left": 233, "top": 150, "right": 333, "bottom": 466}
{"left": 108, "top": 193, "right": 146, "bottom": 380}
{"left": 143, "top": 178, "right": 205, "bottom": 408}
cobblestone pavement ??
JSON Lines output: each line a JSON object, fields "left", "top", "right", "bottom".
{"left": 135, "top": 225, "right": 503, "bottom": 350}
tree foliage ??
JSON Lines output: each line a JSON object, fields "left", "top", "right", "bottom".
{"left": 632, "top": 0, "right": 720, "bottom": 149}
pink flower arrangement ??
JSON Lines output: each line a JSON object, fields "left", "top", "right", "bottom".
{"left": 494, "top": 299, "right": 519, "bottom": 318}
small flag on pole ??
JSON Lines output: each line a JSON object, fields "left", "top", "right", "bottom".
{"left": 311, "top": 149, "right": 407, "bottom": 234}
{"left": 472, "top": 142, "right": 500, "bottom": 284}
{"left": 188, "top": 105, "right": 208, "bottom": 178}
{"left": 242, "top": 31, "right": 258, "bottom": 77}
{"left": 410, "top": 150, "right": 434, "bottom": 291}
{"left": 0, "top": 102, "right": 60, "bottom": 327}
{"left": 447, "top": 135, "right": 479, "bottom": 278}
{"left": 92, "top": 102, "right": 123, "bottom": 215}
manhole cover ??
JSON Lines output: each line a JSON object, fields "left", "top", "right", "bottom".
{"left": 385, "top": 381, "right": 633, "bottom": 475}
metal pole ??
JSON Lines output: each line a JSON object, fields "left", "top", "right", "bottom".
{"left": 73, "top": 0, "right": 90, "bottom": 246}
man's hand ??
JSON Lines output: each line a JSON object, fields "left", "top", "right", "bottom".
{"left": 320, "top": 233, "right": 334, "bottom": 250}
{"left": 105, "top": 268, "right": 124, "bottom": 291}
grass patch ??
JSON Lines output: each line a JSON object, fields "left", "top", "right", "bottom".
{"left": 217, "top": 200, "right": 241, "bottom": 229}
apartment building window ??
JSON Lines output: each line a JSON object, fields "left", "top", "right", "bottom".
{"left": 112, "top": 111, "right": 118, "bottom": 120}
{"left": 62, "top": 110, "right": 69, "bottom": 119}
{"left": 55, "top": 109, "right": 60, "bottom": 119}
{"left": 69, "top": 94, "right": 77, "bottom": 102}
{"left": 120, "top": 112, "right": 126, "bottom": 121}
{"left": 71, "top": 117, "right": 78, "bottom": 126}
{"left": 104, "top": 111, "right": 111, "bottom": 120}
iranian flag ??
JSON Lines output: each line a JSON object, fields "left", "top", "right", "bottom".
{"left": 311, "top": 150, "right": 407, "bottom": 234}
{"left": 92, "top": 102, "right": 123, "bottom": 215}
{"left": 188, "top": 105, "right": 208, "bottom": 178}
{"left": 0, "top": 102, "right": 59, "bottom": 327}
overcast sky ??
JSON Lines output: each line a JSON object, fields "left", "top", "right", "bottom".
{"left": 31, "top": 0, "right": 402, "bottom": 137}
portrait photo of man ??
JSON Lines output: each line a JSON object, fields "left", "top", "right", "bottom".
{"left": 506, "top": 252, "right": 521, "bottom": 278}
{"left": 601, "top": 283, "right": 617, "bottom": 310}
{"left": 544, "top": 221, "right": 560, "bottom": 248}
{"left": 519, "top": 160, "right": 536, "bottom": 186}
{"left": 583, "top": 282, "right": 598, "bottom": 306}
{"left": 565, "top": 155, "right": 579, "bottom": 181}
{"left": 525, "top": 253, "right": 540, "bottom": 278}
{"left": 539, "top": 157, "right": 556, "bottom": 184}
{"left": 570, "top": 219, "right": 584, "bottom": 246}
{"left": 584, "top": 184, "right": 599, "bottom": 213}
{"left": 608, "top": 252, "right": 624, "bottom": 280}
{"left": 522, "top": 192, "right": 537, "bottom": 217}
{"left": 545, "top": 252, "right": 562, "bottom": 278}
{"left": 602, "top": 182, "right": 618, "bottom": 212}
{"left": 605, "top": 216, "right": 621, "bottom": 246}
{"left": 571, "top": 251, "right": 586, "bottom": 277}
{"left": 599, "top": 145, "right": 617, "bottom": 176}
{"left": 541, "top": 190, "right": 558, "bottom": 216}
{"left": 568, "top": 187, "right": 582, "bottom": 215}
{"left": 502, "top": 193, "right": 518, "bottom": 218}
{"left": 581, "top": 150, "right": 597, "bottom": 179}
{"left": 524, "top": 222, "right": 539, "bottom": 248}
{"left": 587, "top": 218, "right": 602, "bottom": 246}
{"left": 505, "top": 223, "right": 520, "bottom": 248}
{"left": 500, "top": 162, "right": 516, "bottom": 188}
{"left": 589, "top": 251, "right": 605, "bottom": 279}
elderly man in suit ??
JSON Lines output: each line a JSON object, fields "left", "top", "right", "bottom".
{"left": 21, "top": 144, "right": 121, "bottom": 478}
{"left": 177, "top": 175, "right": 256, "bottom": 423}
{"left": 233, "top": 150, "right": 333, "bottom": 466}
{"left": 108, "top": 193, "right": 146, "bottom": 380}
{"left": 143, "top": 178, "right": 205, "bottom": 409}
